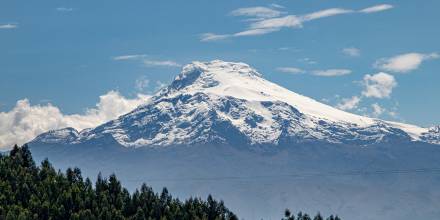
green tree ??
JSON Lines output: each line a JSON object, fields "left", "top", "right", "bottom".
{"left": 0, "top": 144, "right": 340, "bottom": 220}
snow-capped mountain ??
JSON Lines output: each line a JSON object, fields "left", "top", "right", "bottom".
{"left": 32, "top": 60, "right": 440, "bottom": 147}
{"left": 28, "top": 60, "right": 440, "bottom": 220}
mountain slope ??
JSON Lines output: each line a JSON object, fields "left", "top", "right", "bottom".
{"left": 32, "top": 60, "right": 439, "bottom": 147}
{"left": 28, "top": 60, "right": 440, "bottom": 220}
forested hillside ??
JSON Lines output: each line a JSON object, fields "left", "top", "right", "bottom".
{"left": 0, "top": 145, "right": 340, "bottom": 220}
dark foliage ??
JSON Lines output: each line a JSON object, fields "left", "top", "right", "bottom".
{"left": 0, "top": 145, "right": 237, "bottom": 220}
{"left": 0, "top": 145, "right": 341, "bottom": 220}
{"left": 282, "top": 209, "right": 341, "bottom": 220}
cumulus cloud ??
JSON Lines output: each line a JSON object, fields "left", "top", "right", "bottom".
{"left": 277, "top": 67, "right": 305, "bottom": 74}
{"left": 342, "top": 47, "right": 361, "bottom": 57}
{"left": 337, "top": 96, "right": 361, "bottom": 110}
{"left": 374, "top": 52, "right": 439, "bottom": 73}
{"left": 362, "top": 72, "right": 397, "bottom": 98}
{"left": 230, "top": 6, "right": 284, "bottom": 18}
{"left": 0, "top": 24, "right": 17, "bottom": 29}
{"left": 336, "top": 72, "right": 398, "bottom": 114}
{"left": 0, "top": 91, "right": 151, "bottom": 149}
{"left": 360, "top": 4, "right": 394, "bottom": 13}
{"left": 201, "top": 4, "right": 393, "bottom": 41}
{"left": 312, "top": 69, "right": 352, "bottom": 77}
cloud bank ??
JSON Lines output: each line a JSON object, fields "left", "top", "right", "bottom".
{"left": 0, "top": 91, "right": 150, "bottom": 149}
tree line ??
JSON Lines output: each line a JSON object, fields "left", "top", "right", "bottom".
{"left": 0, "top": 145, "right": 340, "bottom": 220}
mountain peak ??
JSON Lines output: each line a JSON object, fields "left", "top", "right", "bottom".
{"left": 30, "top": 60, "right": 440, "bottom": 148}
{"left": 162, "top": 60, "right": 376, "bottom": 127}
{"left": 167, "top": 60, "right": 262, "bottom": 92}
{"left": 184, "top": 60, "right": 262, "bottom": 78}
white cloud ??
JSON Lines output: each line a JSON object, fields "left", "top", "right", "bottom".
{"left": 113, "top": 55, "right": 180, "bottom": 67}
{"left": 342, "top": 47, "right": 361, "bottom": 57}
{"left": 298, "top": 58, "right": 317, "bottom": 65}
{"left": 312, "top": 69, "right": 351, "bottom": 77}
{"left": 0, "top": 24, "right": 17, "bottom": 29}
{"left": 143, "top": 59, "right": 181, "bottom": 67}
{"left": 368, "top": 103, "right": 400, "bottom": 118}
{"left": 135, "top": 77, "right": 150, "bottom": 92}
{"left": 56, "top": 7, "right": 74, "bottom": 12}
{"left": 248, "top": 8, "right": 353, "bottom": 31}
{"left": 371, "top": 103, "right": 384, "bottom": 117}
{"left": 336, "top": 71, "right": 398, "bottom": 114}
{"left": 202, "top": 4, "right": 392, "bottom": 41}
{"left": 249, "top": 15, "right": 303, "bottom": 29}
{"left": 234, "top": 28, "right": 279, "bottom": 36}
{"left": 374, "top": 52, "right": 439, "bottom": 73}
{"left": 360, "top": 4, "right": 394, "bottom": 13}
{"left": 277, "top": 67, "right": 305, "bottom": 74}
{"left": 113, "top": 54, "right": 147, "bottom": 61}
{"left": 270, "top": 4, "right": 284, "bottom": 9}
{"left": 302, "top": 8, "right": 353, "bottom": 21}
{"left": 230, "top": 6, "right": 284, "bottom": 18}
{"left": 388, "top": 111, "right": 398, "bottom": 118}
{"left": 0, "top": 91, "right": 151, "bottom": 149}
{"left": 362, "top": 72, "right": 397, "bottom": 98}
{"left": 200, "top": 33, "right": 231, "bottom": 42}
{"left": 337, "top": 96, "right": 361, "bottom": 110}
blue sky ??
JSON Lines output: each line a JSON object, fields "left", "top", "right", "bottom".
{"left": 1, "top": 0, "right": 439, "bottom": 146}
